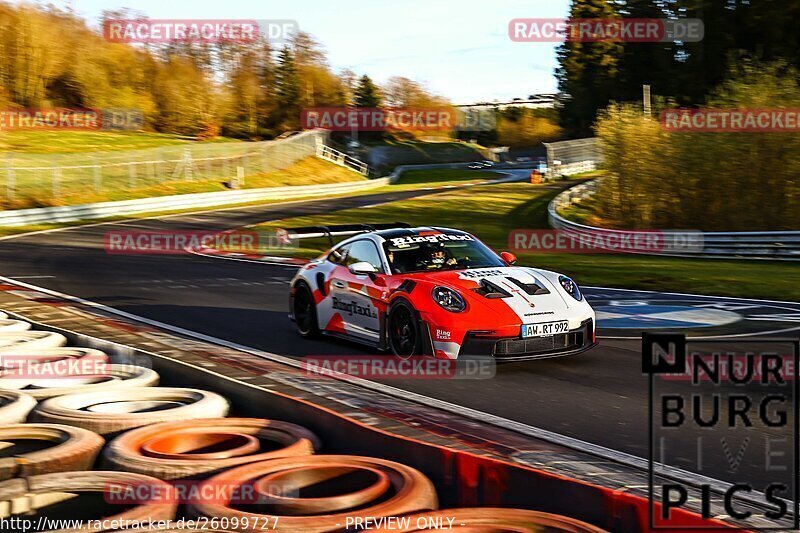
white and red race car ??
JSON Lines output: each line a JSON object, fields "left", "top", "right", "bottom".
{"left": 288, "top": 224, "right": 597, "bottom": 361}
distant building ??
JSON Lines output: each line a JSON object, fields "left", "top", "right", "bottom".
{"left": 456, "top": 94, "right": 560, "bottom": 111}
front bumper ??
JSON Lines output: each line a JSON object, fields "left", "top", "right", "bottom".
{"left": 457, "top": 318, "right": 597, "bottom": 361}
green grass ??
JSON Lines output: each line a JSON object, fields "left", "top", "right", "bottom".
{"left": 0, "top": 130, "right": 237, "bottom": 154}
{"left": 250, "top": 181, "right": 800, "bottom": 301}
{"left": 1, "top": 156, "right": 366, "bottom": 209}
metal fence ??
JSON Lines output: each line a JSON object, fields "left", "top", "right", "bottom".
{"left": 549, "top": 180, "right": 800, "bottom": 260}
{"left": 316, "top": 144, "right": 370, "bottom": 176}
{"left": 543, "top": 138, "right": 600, "bottom": 180}
{"left": 1, "top": 129, "right": 331, "bottom": 205}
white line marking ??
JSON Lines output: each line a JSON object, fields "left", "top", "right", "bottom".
{"left": 584, "top": 285, "right": 800, "bottom": 306}
{"left": 185, "top": 247, "right": 302, "bottom": 268}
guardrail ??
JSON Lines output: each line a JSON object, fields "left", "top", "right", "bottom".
{"left": 316, "top": 143, "right": 371, "bottom": 176}
{"left": 549, "top": 180, "right": 800, "bottom": 260}
{"left": 0, "top": 178, "right": 389, "bottom": 227}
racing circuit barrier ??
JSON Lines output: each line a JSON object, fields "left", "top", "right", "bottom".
{"left": 543, "top": 138, "right": 600, "bottom": 181}
{"left": 549, "top": 180, "right": 800, "bottom": 260}
{"left": 1, "top": 129, "right": 332, "bottom": 204}
{"left": 0, "top": 177, "right": 389, "bottom": 226}
{"left": 0, "top": 283, "right": 736, "bottom": 531}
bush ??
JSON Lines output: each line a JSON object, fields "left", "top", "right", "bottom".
{"left": 593, "top": 63, "right": 800, "bottom": 231}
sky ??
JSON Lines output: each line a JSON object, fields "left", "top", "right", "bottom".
{"left": 55, "top": 0, "right": 571, "bottom": 104}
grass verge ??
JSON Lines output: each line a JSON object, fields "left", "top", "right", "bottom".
{"left": 3, "top": 156, "right": 366, "bottom": 208}
{"left": 0, "top": 130, "right": 237, "bottom": 153}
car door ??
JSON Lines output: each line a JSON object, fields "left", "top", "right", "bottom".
{"left": 328, "top": 239, "right": 385, "bottom": 343}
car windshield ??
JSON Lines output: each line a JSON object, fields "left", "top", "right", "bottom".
{"left": 382, "top": 234, "right": 505, "bottom": 274}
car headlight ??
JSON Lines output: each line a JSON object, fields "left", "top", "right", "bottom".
{"left": 432, "top": 286, "right": 466, "bottom": 312}
{"left": 559, "top": 275, "right": 583, "bottom": 301}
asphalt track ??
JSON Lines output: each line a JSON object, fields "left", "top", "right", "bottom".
{"left": 1, "top": 180, "right": 799, "bottom": 493}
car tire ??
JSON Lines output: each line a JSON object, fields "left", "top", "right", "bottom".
{"left": 0, "top": 331, "right": 67, "bottom": 353}
{"left": 0, "top": 424, "right": 105, "bottom": 480}
{"left": 387, "top": 299, "right": 422, "bottom": 357}
{"left": 0, "top": 364, "right": 160, "bottom": 400}
{"left": 189, "top": 455, "right": 438, "bottom": 532}
{"left": 0, "top": 320, "right": 31, "bottom": 333}
{"left": 292, "top": 281, "right": 320, "bottom": 338}
{"left": 31, "top": 387, "right": 230, "bottom": 436}
{"left": 103, "top": 418, "right": 320, "bottom": 480}
{"left": 0, "top": 390, "right": 36, "bottom": 424}
{"left": 0, "top": 471, "right": 176, "bottom": 528}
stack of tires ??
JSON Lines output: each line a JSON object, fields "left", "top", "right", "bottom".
{"left": 0, "top": 312, "right": 607, "bottom": 532}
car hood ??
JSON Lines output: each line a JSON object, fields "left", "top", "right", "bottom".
{"left": 410, "top": 266, "right": 574, "bottom": 317}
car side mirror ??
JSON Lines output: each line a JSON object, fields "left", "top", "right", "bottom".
{"left": 500, "top": 251, "right": 517, "bottom": 265}
{"left": 349, "top": 261, "right": 378, "bottom": 276}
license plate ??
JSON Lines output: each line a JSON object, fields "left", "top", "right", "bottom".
{"left": 521, "top": 320, "right": 570, "bottom": 338}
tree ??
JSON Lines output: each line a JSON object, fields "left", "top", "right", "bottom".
{"left": 273, "top": 46, "right": 301, "bottom": 128}
{"left": 339, "top": 68, "right": 357, "bottom": 105}
{"left": 353, "top": 75, "right": 381, "bottom": 108}
{"left": 555, "top": 0, "right": 623, "bottom": 137}
{"left": 614, "top": 0, "right": 676, "bottom": 104}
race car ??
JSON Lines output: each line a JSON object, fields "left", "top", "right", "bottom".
{"left": 288, "top": 224, "right": 597, "bottom": 361}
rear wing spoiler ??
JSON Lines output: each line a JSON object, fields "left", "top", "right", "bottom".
{"left": 277, "top": 222, "right": 411, "bottom": 247}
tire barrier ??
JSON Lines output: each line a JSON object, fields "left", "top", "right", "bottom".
{"left": 0, "top": 309, "right": 675, "bottom": 531}
{"left": 0, "top": 319, "right": 31, "bottom": 333}
{"left": 0, "top": 470, "right": 177, "bottom": 531}
{"left": 104, "top": 418, "right": 321, "bottom": 480}
{"left": 0, "top": 423, "right": 104, "bottom": 480}
{"left": 369, "top": 508, "right": 610, "bottom": 532}
{"left": 112, "top": 530, "right": 233, "bottom": 532}
{"left": 0, "top": 347, "right": 108, "bottom": 370}
{"left": 0, "top": 390, "right": 36, "bottom": 423}
{"left": 0, "top": 363, "right": 159, "bottom": 399}
{"left": 0, "top": 331, "right": 67, "bottom": 353}
{"left": 31, "top": 387, "right": 230, "bottom": 436}
{"left": 190, "top": 455, "right": 439, "bottom": 532}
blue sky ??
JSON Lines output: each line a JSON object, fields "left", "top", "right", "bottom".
{"left": 56, "top": 0, "right": 570, "bottom": 103}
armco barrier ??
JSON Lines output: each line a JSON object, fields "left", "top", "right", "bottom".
{"left": 0, "top": 178, "right": 388, "bottom": 227}
{"left": 0, "top": 308, "right": 735, "bottom": 531}
{"left": 549, "top": 180, "right": 800, "bottom": 260}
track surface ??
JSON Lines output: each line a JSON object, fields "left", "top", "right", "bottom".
{"left": 1, "top": 181, "right": 798, "bottom": 491}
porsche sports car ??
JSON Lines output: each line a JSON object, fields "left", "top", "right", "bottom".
{"left": 288, "top": 224, "right": 597, "bottom": 361}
